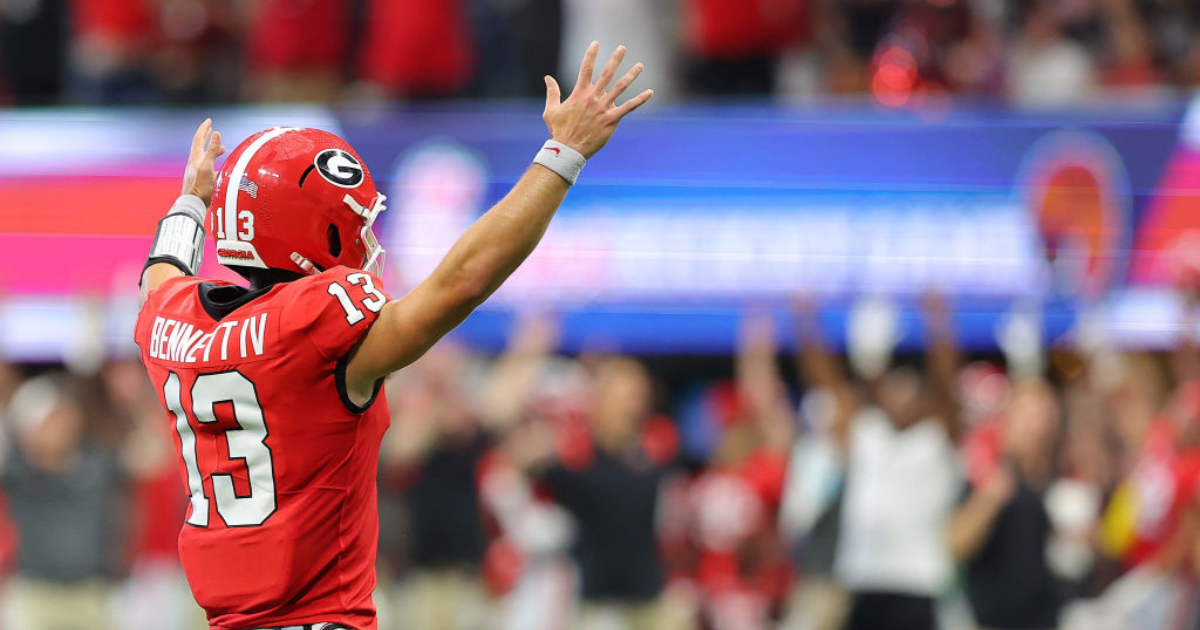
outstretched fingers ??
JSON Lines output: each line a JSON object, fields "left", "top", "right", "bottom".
{"left": 574, "top": 41, "right": 600, "bottom": 93}
{"left": 595, "top": 46, "right": 626, "bottom": 93}
{"left": 543, "top": 42, "right": 652, "bottom": 156}
{"left": 615, "top": 89, "right": 655, "bottom": 119}
{"left": 607, "top": 62, "right": 644, "bottom": 105}
{"left": 205, "top": 131, "right": 226, "bottom": 165}
{"left": 190, "top": 118, "right": 213, "bottom": 158}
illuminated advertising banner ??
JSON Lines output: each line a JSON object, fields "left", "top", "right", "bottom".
{"left": 0, "top": 102, "right": 1196, "bottom": 357}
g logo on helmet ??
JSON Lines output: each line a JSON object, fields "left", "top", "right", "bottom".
{"left": 314, "top": 149, "right": 365, "bottom": 188}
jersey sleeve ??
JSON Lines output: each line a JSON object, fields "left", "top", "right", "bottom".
{"left": 293, "top": 266, "right": 393, "bottom": 361}
{"left": 134, "top": 276, "right": 205, "bottom": 353}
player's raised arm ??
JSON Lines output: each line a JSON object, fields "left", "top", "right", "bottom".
{"left": 344, "top": 43, "right": 653, "bottom": 398}
{"left": 139, "top": 118, "right": 226, "bottom": 306}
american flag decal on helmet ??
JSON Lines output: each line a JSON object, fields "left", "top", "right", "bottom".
{"left": 239, "top": 175, "right": 259, "bottom": 199}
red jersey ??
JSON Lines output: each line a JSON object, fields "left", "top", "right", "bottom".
{"left": 1126, "top": 419, "right": 1200, "bottom": 567}
{"left": 134, "top": 266, "right": 392, "bottom": 630}
{"left": 686, "top": 449, "right": 791, "bottom": 614}
{"left": 357, "top": 0, "right": 474, "bottom": 97}
{"left": 246, "top": 0, "right": 349, "bottom": 73}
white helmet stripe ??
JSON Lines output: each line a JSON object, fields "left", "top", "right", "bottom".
{"left": 225, "top": 126, "right": 299, "bottom": 243}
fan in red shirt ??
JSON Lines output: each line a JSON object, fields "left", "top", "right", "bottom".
{"left": 244, "top": 0, "right": 349, "bottom": 101}
{"left": 680, "top": 382, "right": 792, "bottom": 629}
{"left": 1118, "top": 283, "right": 1200, "bottom": 572}
{"left": 682, "top": 0, "right": 809, "bottom": 95}
{"left": 1123, "top": 381, "right": 1200, "bottom": 570}
{"left": 135, "top": 44, "right": 653, "bottom": 630}
{"left": 674, "top": 315, "right": 795, "bottom": 629}
{"left": 357, "top": 0, "right": 475, "bottom": 99}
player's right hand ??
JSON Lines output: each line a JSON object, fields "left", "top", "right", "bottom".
{"left": 543, "top": 42, "right": 654, "bottom": 159}
{"left": 182, "top": 118, "right": 226, "bottom": 207}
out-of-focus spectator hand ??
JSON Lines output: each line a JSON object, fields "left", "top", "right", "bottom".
{"left": 979, "top": 463, "right": 1017, "bottom": 506}
{"left": 921, "top": 290, "right": 953, "bottom": 330}
{"left": 543, "top": 42, "right": 654, "bottom": 158}
{"left": 847, "top": 295, "right": 899, "bottom": 380}
{"left": 738, "top": 310, "right": 780, "bottom": 404}
{"left": 510, "top": 312, "right": 560, "bottom": 357}
{"left": 479, "top": 313, "right": 560, "bottom": 432}
{"left": 504, "top": 418, "right": 558, "bottom": 472}
{"left": 790, "top": 293, "right": 820, "bottom": 322}
{"left": 739, "top": 310, "right": 777, "bottom": 357}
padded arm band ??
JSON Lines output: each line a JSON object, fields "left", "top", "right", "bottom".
{"left": 145, "top": 194, "right": 207, "bottom": 276}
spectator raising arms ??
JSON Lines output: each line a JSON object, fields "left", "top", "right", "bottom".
{"left": 493, "top": 315, "right": 688, "bottom": 630}
{"left": 677, "top": 312, "right": 793, "bottom": 630}
{"left": 948, "top": 379, "right": 1065, "bottom": 630}
{"left": 796, "top": 294, "right": 964, "bottom": 630}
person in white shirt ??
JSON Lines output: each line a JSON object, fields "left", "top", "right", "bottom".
{"left": 792, "top": 294, "right": 963, "bottom": 630}
{"left": 1007, "top": 3, "right": 1096, "bottom": 108}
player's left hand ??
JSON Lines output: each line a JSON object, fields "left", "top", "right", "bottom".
{"left": 181, "top": 118, "right": 226, "bottom": 207}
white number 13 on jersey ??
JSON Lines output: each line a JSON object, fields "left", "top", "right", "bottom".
{"left": 164, "top": 371, "right": 276, "bottom": 528}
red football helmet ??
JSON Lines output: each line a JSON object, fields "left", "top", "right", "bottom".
{"left": 208, "top": 127, "right": 387, "bottom": 277}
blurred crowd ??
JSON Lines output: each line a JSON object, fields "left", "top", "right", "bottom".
{"left": 2, "top": 285, "right": 1200, "bottom": 630}
{"left": 4, "top": 0, "right": 1200, "bottom": 107}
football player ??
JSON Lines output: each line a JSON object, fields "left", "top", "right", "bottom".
{"left": 134, "top": 43, "right": 651, "bottom": 630}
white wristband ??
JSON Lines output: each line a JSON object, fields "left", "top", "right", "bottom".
{"left": 533, "top": 140, "right": 586, "bottom": 185}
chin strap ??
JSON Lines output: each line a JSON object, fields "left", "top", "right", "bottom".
{"left": 290, "top": 252, "right": 319, "bottom": 275}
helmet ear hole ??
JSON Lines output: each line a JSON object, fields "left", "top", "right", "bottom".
{"left": 326, "top": 224, "right": 342, "bottom": 258}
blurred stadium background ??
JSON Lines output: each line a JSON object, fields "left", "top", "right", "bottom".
{"left": 4, "top": 0, "right": 1200, "bottom": 629}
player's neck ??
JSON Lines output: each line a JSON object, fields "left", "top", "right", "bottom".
{"left": 244, "top": 267, "right": 307, "bottom": 291}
